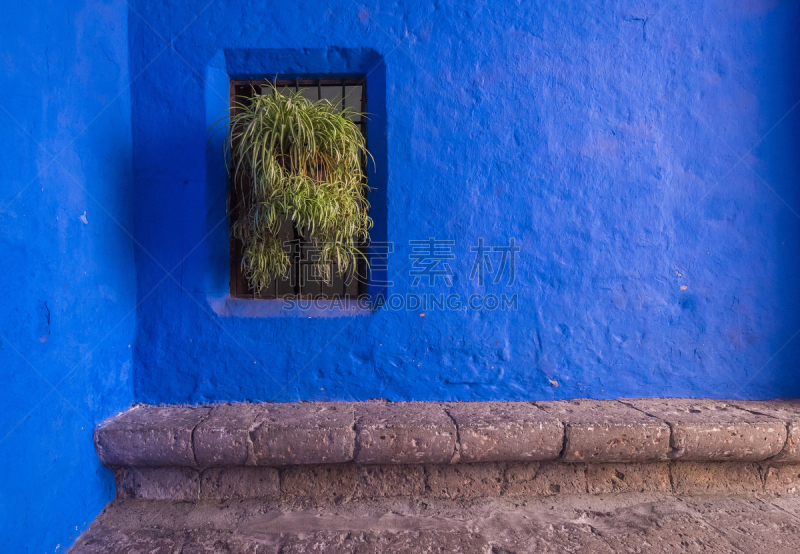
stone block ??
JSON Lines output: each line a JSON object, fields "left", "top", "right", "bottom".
{"left": 250, "top": 402, "right": 355, "bottom": 465}
{"left": 732, "top": 400, "right": 800, "bottom": 462}
{"left": 280, "top": 464, "right": 359, "bottom": 500}
{"left": 425, "top": 463, "right": 505, "bottom": 499}
{"left": 95, "top": 405, "right": 210, "bottom": 467}
{"left": 764, "top": 464, "right": 800, "bottom": 495}
{"left": 671, "top": 461, "right": 763, "bottom": 495}
{"left": 628, "top": 398, "right": 786, "bottom": 461}
{"left": 194, "top": 403, "right": 261, "bottom": 467}
{"left": 115, "top": 467, "right": 199, "bottom": 501}
{"left": 354, "top": 401, "right": 456, "bottom": 464}
{"left": 537, "top": 399, "right": 669, "bottom": 462}
{"left": 357, "top": 464, "right": 426, "bottom": 498}
{"left": 279, "top": 463, "right": 426, "bottom": 500}
{"left": 445, "top": 401, "right": 563, "bottom": 462}
{"left": 505, "top": 461, "right": 586, "bottom": 496}
{"left": 587, "top": 463, "right": 671, "bottom": 494}
{"left": 199, "top": 467, "right": 279, "bottom": 500}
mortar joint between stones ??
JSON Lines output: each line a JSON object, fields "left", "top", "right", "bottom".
{"left": 190, "top": 409, "right": 213, "bottom": 469}
{"left": 442, "top": 406, "right": 461, "bottom": 464}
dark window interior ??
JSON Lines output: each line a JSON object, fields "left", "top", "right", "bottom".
{"left": 228, "top": 77, "right": 368, "bottom": 299}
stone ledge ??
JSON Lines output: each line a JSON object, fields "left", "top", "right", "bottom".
{"left": 95, "top": 405, "right": 211, "bottom": 468}
{"left": 354, "top": 401, "right": 456, "bottom": 464}
{"left": 626, "top": 399, "right": 787, "bottom": 462}
{"left": 537, "top": 399, "right": 669, "bottom": 462}
{"left": 112, "top": 461, "right": 800, "bottom": 500}
{"left": 252, "top": 402, "right": 355, "bottom": 465}
{"left": 194, "top": 403, "right": 259, "bottom": 466}
{"left": 94, "top": 399, "right": 798, "bottom": 468}
{"left": 731, "top": 400, "right": 800, "bottom": 463}
{"left": 445, "top": 401, "right": 563, "bottom": 462}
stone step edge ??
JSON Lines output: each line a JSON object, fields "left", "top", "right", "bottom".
{"left": 94, "top": 398, "right": 800, "bottom": 468}
{"left": 115, "top": 461, "right": 800, "bottom": 501}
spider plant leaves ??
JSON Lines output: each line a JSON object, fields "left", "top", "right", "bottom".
{"left": 221, "top": 82, "right": 372, "bottom": 292}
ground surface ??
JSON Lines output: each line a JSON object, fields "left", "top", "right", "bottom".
{"left": 71, "top": 494, "right": 800, "bottom": 553}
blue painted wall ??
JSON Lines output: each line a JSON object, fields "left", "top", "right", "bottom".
{"left": 0, "top": 1, "right": 135, "bottom": 551}
{"left": 0, "top": 2, "right": 798, "bottom": 546}
{"left": 130, "top": 0, "right": 800, "bottom": 404}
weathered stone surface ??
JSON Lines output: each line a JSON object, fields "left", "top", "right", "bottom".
{"left": 444, "top": 401, "right": 562, "bottom": 462}
{"left": 671, "top": 461, "right": 763, "bottom": 495}
{"left": 92, "top": 400, "right": 800, "bottom": 470}
{"left": 179, "top": 530, "right": 275, "bottom": 554}
{"left": 280, "top": 464, "right": 359, "bottom": 500}
{"left": 199, "top": 467, "right": 279, "bottom": 500}
{"left": 250, "top": 402, "right": 355, "bottom": 465}
{"left": 115, "top": 467, "right": 200, "bottom": 501}
{"left": 70, "top": 527, "right": 185, "bottom": 554}
{"left": 590, "top": 500, "right": 742, "bottom": 553}
{"left": 733, "top": 400, "right": 800, "bottom": 462}
{"left": 354, "top": 401, "right": 456, "bottom": 464}
{"left": 357, "top": 464, "right": 426, "bottom": 499}
{"left": 537, "top": 399, "right": 669, "bottom": 462}
{"left": 95, "top": 405, "right": 210, "bottom": 467}
{"left": 72, "top": 494, "right": 800, "bottom": 553}
{"left": 425, "top": 463, "right": 505, "bottom": 499}
{"left": 682, "top": 496, "right": 800, "bottom": 552}
{"left": 587, "top": 463, "right": 671, "bottom": 494}
{"left": 482, "top": 518, "right": 615, "bottom": 553}
{"left": 279, "top": 530, "right": 490, "bottom": 553}
{"left": 194, "top": 403, "right": 261, "bottom": 467}
{"left": 628, "top": 398, "right": 787, "bottom": 461}
{"left": 764, "top": 464, "right": 800, "bottom": 495}
{"left": 505, "top": 461, "right": 586, "bottom": 496}
{"left": 280, "top": 463, "right": 426, "bottom": 500}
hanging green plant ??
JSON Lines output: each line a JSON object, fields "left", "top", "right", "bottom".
{"left": 220, "top": 83, "right": 372, "bottom": 293}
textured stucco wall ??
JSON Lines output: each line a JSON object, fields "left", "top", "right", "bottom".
{"left": 130, "top": 0, "right": 800, "bottom": 403}
{"left": 0, "top": 1, "right": 135, "bottom": 551}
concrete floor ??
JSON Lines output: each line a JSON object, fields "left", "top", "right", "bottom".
{"left": 70, "top": 494, "right": 800, "bottom": 553}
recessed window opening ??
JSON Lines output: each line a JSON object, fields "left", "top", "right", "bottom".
{"left": 228, "top": 76, "right": 368, "bottom": 300}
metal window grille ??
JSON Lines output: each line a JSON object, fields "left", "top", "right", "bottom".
{"left": 228, "top": 77, "right": 368, "bottom": 299}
